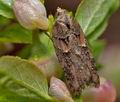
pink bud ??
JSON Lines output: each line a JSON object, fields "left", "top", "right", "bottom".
{"left": 13, "top": 0, "right": 48, "bottom": 30}
{"left": 49, "top": 77, "right": 74, "bottom": 102}
{"left": 97, "top": 81, "right": 116, "bottom": 102}
{"left": 82, "top": 77, "right": 116, "bottom": 102}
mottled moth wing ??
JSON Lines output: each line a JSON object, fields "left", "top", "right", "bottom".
{"left": 52, "top": 8, "right": 100, "bottom": 96}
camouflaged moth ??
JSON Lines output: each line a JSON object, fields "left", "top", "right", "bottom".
{"left": 52, "top": 8, "right": 100, "bottom": 96}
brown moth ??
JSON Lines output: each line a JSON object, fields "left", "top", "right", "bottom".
{"left": 52, "top": 8, "right": 100, "bottom": 96}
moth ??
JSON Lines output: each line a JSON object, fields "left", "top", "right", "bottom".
{"left": 52, "top": 8, "right": 100, "bottom": 96}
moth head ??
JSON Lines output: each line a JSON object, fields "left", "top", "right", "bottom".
{"left": 56, "top": 7, "right": 71, "bottom": 29}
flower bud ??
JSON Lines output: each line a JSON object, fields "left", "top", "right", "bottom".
{"left": 49, "top": 77, "right": 74, "bottom": 102}
{"left": 13, "top": 0, "right": 48, "bottom": 30}
{"left": 82, "top": 77, "right": 116, "bottom": 102}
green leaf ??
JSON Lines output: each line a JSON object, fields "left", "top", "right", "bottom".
{"left": 0, "top": 85, "right": 41, "bottom": 102}
{"left": 40, "top": 33, "right": 54, "bottom": 56}
{"left": 17, "top": 45, "right": 32, "bottom": 59}
{"left": 0, "top": 56, "right": 54, "bottom": 102}
{"left": 75, "top": 97, "right": 83, "bottom": 102}
{"left": 90, "top": 40, "right": 105, "bottom": 60}
{"left": 88, "top": 18, "right": 108, "bottom": 42}
{"left": 0, "top": 24, "right": 32, "bottom": 44}
{"left": 75, "top": 0, "right": 116, "bottom": 36}
{"left": 29, "top": 32, "right": 53, "bottom": 60}
{"left": 0, "top": 16, "right": 10, "bottom": 26}
{"left": 29, "top": 35, "right": 49, "bottom": 60}
{"left": 18, "top": 33, "right": 54, "bottom": 59}
{"left": 109, "top": 0, "right": 120, "bottom": 15}
{"left": 87, "top": 0, "right": 120, "bottom": 41}
{"left": 0, "top": 0, "right": 14, "bottom": 18}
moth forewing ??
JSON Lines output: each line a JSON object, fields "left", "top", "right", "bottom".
{"left": 52, "top": 8, "right": 100, "bottom": 96}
